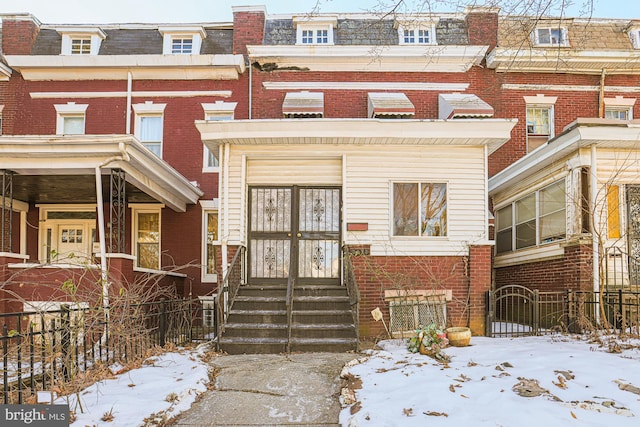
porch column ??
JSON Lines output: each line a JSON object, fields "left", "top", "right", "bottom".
{"left": 1, "top": 169, "right": 14, "bottom": 253}
{"left": 109, "top": 169, "right": 126, "bottom": 254}
{"left": 468, "top": 244, "right": 492, "bottom": 336}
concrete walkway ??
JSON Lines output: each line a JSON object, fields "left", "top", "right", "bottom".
{"left": 171, "top": 352, "right": 358, "bottom": 426}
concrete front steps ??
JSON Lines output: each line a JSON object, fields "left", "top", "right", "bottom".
{"left": 218, "top": 283, "right": 358, "bottom": 354}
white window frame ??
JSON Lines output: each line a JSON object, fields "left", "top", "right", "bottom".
{"left": 159, "top": 27, "right": 206, "bottom": 55}
{"left": 524, "top": 94, "right": 557, "bottom": 152}
{"left": 54, "top": 102, "right": 88, "bottom": 135}
{"left": 130, "top": 204, "right": 163, "bottom": 272}
{"left": 533, "top": 26, "right": 569, "bottom": 47}
{"left": 628, "top": 28, "right": 640, "bottom": 49}
{"left": 201, "top": 200, "right": 219, "bottom": 283}
{"left": 293, "top": 16, "right": 337, "bottom": 46}
{"left": 396, "top": 21, "right": 437, "bottom": 46}
{"left": 58, "top": 28, "right": 106, "bottom": 55}
{"left": 36, "top": 204, "right": 97, "bottom": 263}
{"left": 201, "top": 102, "right": 237, "bottom": 172}
{"left": 604, "top": 96, "right": 635, "bottom": 120}
{"left": 495, "top": 179, "right": 567, "bottom": 254}
{"left": 133, "top": 102, "right": 166, "bottom": 158}
{"left": 391, "top": 182, "right": 448, "bottom": 238}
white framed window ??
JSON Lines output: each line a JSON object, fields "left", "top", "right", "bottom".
{"left": 495, "top": 179, "right": 566, "bottom": 254}
{"left": 36, "top": 204, "right": 98, "bottom": 263}
{"left": 294, "top": 16, "right": 336, "bottom": 45}
{"left": 201, "top": 201, "right": 219, "bottom": 283}
{"left": 133, "top": 102, "right": 166, "bottom": 158}
{"left": 392, "top": 182, "right": 447, "bottom": 237}
{"left": 604, "top": 96, "right": 635, "bottom": 120}
{"left": 201, "top": 101, "right": 237, "bottom": 172}
{"left": 54, "top": 102, "right": 88, "bottom": 135}
{"left": 533, "top": 27, "right": 569, "bottom": 47}
{"left": 159, "top": 27, "right": 205, "bottom": 54}
{"left": 628, "top": 28, "right": 640, "bottom": 49}
{"left": 58, "top": 28, "right": 106, "bottom": 55}
{"left": 524, "top": 94, "right": 557, "bottom": 152}
{"left": 388, "top": 297, "right": 447, "bottom": 337}
{"left": 131, "top": 204, "right": 162, "bottom": 271}
{"left": 396, "top": 22, "right": 437, "bottom": 45}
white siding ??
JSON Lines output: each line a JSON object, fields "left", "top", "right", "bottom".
{"left": 222, "top": 144, "right": 489, "bottom": 256}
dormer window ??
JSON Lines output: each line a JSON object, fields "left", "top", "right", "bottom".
{"left": 57, "top": 28, "right": 106, "bottom": 55}
{"left": 159, "top": 27, "right": 206, "bottom": 54}
{"left": 533, "top": 27, "right": 568, "bottom": 47}
{"left": 293, "top": 16, "right": 337, "bottom": 46}
{"left": 628, "top": 27, "right": 640, "bottom": 49}
{"left": 395, "top": 19, "right": 438, "bottom": 45}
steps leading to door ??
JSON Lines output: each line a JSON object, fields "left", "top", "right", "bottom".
{"left": 218, "top": 283, "right": 358, "bottom": 354}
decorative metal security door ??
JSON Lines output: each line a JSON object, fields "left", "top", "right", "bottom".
{"left": 249, "top": 186, "right": 341, "bottom": 284}
{"left": 627, "top": 186, "right": 640, "bottom": 285}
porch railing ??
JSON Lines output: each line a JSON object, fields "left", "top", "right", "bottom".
{"left": 343, "top": 248, "right": 360, "bottom": 342}
{"left": 216, "top": 245, "right": 246, "bottom": 345}
{"left": 1, "top": 299, "right": 203, "bottom": 405}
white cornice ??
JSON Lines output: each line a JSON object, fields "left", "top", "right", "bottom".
{"left": 196, "top": 118, "right": 517, "bottom": 155}
{"left": 488, "top": 48, "right": 640, "bottom": 74}
{"left": 262, "top": 81, "right": 469, "bottom": 91}
{"left": 5, "top": 54, "right": 246, "bottom": 81}
{"left": 0, "top": 135, "right": 203, "bottom": 211}
{"left": 30, "top": 90, "right": 232, "bottom": 99}
{"left": 489, "top": 119, "right": 640, "bottom": 194}
{"left": 0, "top": 62, "right": 12, "bottom": 81}
{"left": 248, "top": 45, "right": 488, "bottom": 73}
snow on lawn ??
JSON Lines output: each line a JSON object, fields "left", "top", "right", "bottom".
{"left": 54, "top": 345, "right": 211, "bottom": 426}
{"left": 340, "top": 334, "right": 640, "bottom": 427}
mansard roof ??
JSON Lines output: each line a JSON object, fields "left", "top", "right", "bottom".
{"left": 263, "top": 15, "right": 469, "bottom": 46}
{"left": 31, "top": 25, "right": 233, "bottom": 55}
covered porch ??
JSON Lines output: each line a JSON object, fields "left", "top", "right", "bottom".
{"left": 0, "top": 134, "right": 202, "bottom": 312}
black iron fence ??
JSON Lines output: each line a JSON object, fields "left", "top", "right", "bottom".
{"left": 488, "top": 286, "right": 640, "bottom": 337}
{"left": 1, "top": 298, "right": 217, "bottom": 405}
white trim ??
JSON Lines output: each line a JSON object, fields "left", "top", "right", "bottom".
{"left": 133, "top": 102, "right": 166, "bottom": 158}
{"left": 202, "top": 101, "right": 236, "bottom": 172}
{"left": 523, "top": 94, "right": 558, "bottom": 105}
{"left": 395, "top": 19, "right": 438, "bottom": 46}
{"left": 201, "top": 209, "right": 219, "bottom": 283}
{"left": 31, "top": 90, "right": 232, "bottom": 99}
{"left": 131, "top": 205, "right": 162, "bottom": 270}
{"left": 248, "top": 45, "right": 488, "bottom": 73}
{"left": 57, "top": 28, "right": 106, "bottom": 55}
{"left": 293, "top": 16, "right": 337, "bottom": 46}
{"left": 54, "top": 102, "right": 88, "bottom": 135}
{"left": 532, "top": 26, "right": 569, "bottom": 47}
{"left": 159, "top": 27, "right": 206, "bottom": 55}
{"left": 263, "top": 81, "right": 470, "bottom": 91}
{"left": 604, "top": 96, "right": 636, "bottom": 107}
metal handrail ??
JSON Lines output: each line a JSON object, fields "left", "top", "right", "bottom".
{"left": 285, "top": 256, "right": 295, "bottom": 353}
{"left": 216, "top": 245, "right": 246, "bottom": 344}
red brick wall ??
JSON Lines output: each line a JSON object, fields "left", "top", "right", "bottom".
{"left": 466, "top": 10, "right": 498, "bottom": 51}
{"left": 233, "top": 10, "right": 266, "bottom": 55}
{"left": 347, "top": 244, "right": 492, "bottom": 339}
{"left": 495, "top": 243, "right": 594, "bottom": 292}
{"left": 1, "top": 18, "right": 39, "bottom": 55}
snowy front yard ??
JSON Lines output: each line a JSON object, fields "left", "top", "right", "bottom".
{"left": 340, "top": 334, "right": 640, "bottom": 427}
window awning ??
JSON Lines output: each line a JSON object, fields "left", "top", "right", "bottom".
{"left": 368, "top": 92, "right": 415, "bottom": 118}
{"left": 282, "top": 91, "right": 324, "bottom": 116}
{"left": 438, "top": 93, "right": 494, "bottom": 119}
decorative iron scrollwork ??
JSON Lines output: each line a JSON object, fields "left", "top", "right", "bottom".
{"left": 312, "top": 245, "right": 325, "bottom": 270}
{"left": 313, "top": 197, "right": 325, "bottom": 222}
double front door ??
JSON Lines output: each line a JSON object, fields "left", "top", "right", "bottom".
{"left": 248, "top": 186, "right": 341, "bottom": 285}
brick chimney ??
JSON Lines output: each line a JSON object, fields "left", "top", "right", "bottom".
{"left": 232, "top": 5, "right": 267, "bottom": 55}
{"left": 465, "top": 6, "right": 500, "bottom": 52}
{"left": 1, "top": 14, "right": 40, "bottom": 55}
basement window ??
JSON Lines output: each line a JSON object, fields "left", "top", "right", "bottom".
{"left": 386, "top": 292, "right": 449, "bottom": 338}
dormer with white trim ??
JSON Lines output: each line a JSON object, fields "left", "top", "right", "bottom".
{"left": 627, "top": 22, "right": 640, "bottom": 49}
{"left": 395, "top": 17, "right": 439, "bottom": 45}
{"left": 293, "top": 15, "right": 337, "bottom": 45}
{"left": 57, "top": 27, "right": 106, "bottom": 55}
{"left": 159, "top": 27, "right": 207, "bottom": 54}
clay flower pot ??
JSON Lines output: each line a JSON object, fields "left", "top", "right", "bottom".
{"left": 446, "top": 327, "right": 471, "bottom": 347}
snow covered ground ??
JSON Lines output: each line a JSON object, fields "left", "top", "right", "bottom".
{"left": 52, "top": 346, "right": 212, "bottom": 426}
{"left": 46, "top": 334, "right": 640, "bottom": 426}
{"left": 340, "top": 334, "right": 640, "bottom": 427}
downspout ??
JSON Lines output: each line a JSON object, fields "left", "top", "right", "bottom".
{"left": 248, "top": 58, "right": 252, "bottom": 119}
{"left": 598, "top": 69, "right": 606, "bottom": 118}
{"left": 590, "top": 145, "right": 600, "bottom": 321}
{"left": 126, "top": 72, "right": 133, "bottom": 134}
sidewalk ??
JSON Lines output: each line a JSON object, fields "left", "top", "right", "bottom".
{"left": 170, "top": 352, "right": 358, "bottom": 426}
